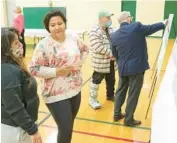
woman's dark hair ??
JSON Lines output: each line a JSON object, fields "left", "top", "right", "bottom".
{"left": 43, "top": 10, "right": 67, "bottom": 32}
{"left": 1, "top": 27, "right": 31, "bottom": 77}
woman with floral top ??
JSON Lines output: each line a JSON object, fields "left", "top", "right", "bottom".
{"left": 29, "top": 10, "right": 88, "bottom": 143}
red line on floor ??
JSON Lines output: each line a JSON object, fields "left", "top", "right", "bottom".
{"left": 42, "top": 125, "right": 148, "bottom": 143}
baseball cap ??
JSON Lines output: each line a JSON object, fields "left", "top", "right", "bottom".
{"left": 98, "top": 9, "right": 114, "bottom": 18}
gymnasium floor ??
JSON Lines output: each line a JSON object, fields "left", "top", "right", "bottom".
{"left": 25, "top": 37, "right": 175, "bottom": 143}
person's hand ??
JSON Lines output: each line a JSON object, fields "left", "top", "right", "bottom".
{"left": 31, "top": 132, "right": 42, "bottom": 143}
{"left": 105, "top": 55, "right": 115, "bottom": 60}
{"left": 72, "top": 65, "right": 82, "bottom": 71}
{"left": 56, "top": 66, "right": 73, "bottom": 77}
{"left": 111, "top": 56, "right": 115, "bottom": 61}
{"left": 163, "top": 19, "right": 168, "bottom": 26}
{"left": 77, "top": 39, "right": 89, "bottom": 53}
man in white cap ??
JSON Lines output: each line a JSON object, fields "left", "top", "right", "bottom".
{"left": 111, "top": 11, "right": 168, "bottom": 126}
{"left": 89, "top": 9, "right": 117, "bottom": 109}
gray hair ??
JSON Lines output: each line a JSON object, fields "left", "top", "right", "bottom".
{"left": 118, "top": 11, "right": 131, "bottom": 24}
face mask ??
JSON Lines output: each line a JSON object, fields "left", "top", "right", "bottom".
{"left": 104, "top": 20, "right": 112, "bottom": 27}
{"left": 11, "top": 43, "right": 23, "bottom": 58}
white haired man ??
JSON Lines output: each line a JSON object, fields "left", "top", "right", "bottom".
{"left": 111, "top": 11, "right": 167, "bottom": 126}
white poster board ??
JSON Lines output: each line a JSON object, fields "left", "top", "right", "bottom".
{"left": 151, "top": 38, "right": 177, "bottom": 143}
{"left": 157, "top": 14, "right": 174, "bottom": 78}
{"left": 173, "top": 39, "right": 177, "bottom": 110}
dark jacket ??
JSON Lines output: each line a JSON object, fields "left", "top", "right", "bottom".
{"left": 111, "top": 22, "right": 165, "bottom": 76}
{"left": 1, "top": 63, "right": 40, "bottom": 135}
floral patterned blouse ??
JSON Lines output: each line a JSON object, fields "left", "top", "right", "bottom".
{"left": 29, "top": 33, "right": 88, "bottom": 103}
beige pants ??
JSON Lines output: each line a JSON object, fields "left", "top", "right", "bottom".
{"left": 1, "top": 124, "right": 32, "bottom": 143}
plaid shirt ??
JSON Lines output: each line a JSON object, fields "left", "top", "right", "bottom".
{"left": 89, "top": 24, "right": 117, "bottom": 73}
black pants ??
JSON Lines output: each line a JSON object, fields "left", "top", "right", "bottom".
{"left": 114, "top": 73, "right": 144, "bottom": 122}
{"left": 19, "top": 29, "right": 26, "bottom": 57}
{"left": 92, "top": 61, "right": 115, "bottom": 98}
{"left": 46, "top": 93, "right": 81, "bottom": 143}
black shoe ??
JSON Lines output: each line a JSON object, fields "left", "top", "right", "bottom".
{"left": 113, "top": 113, "right": 125, "bottom": 122}
{"left": 124, "top": 119, "right": 141, "bottom": 126}
{"left": 107, "top": 97, "right": 114, "bottom": 102}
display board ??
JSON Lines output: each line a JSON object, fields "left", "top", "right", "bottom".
{"left": 151, "top": 38, "right": 177, "bottom": 143}
{"left": 23, "top": 7, "right": 66, "bottom": 29}
{"left": 157, "top": 14, "right": 174, "bottom": 78}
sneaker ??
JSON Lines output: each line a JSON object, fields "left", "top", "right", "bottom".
{"left": 89, "top": 98, "right": 101, "bottom": 110}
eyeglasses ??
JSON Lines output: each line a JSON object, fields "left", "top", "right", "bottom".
{"left": 127, "top": 16, "right": 133, "bottom": 19}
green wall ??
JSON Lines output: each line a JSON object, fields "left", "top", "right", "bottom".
{"left": 23, "top": 7, "right": 66, "bottom": 29}
{"left": 164, "top": 1, "right": 177, "bottom": 39}
{"left": 121, "top": 0, "right": 137, "bottom": 22}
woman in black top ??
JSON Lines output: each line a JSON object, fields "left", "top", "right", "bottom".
{"left": 1, "top": 27, "right": 42, "bottom": 143}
